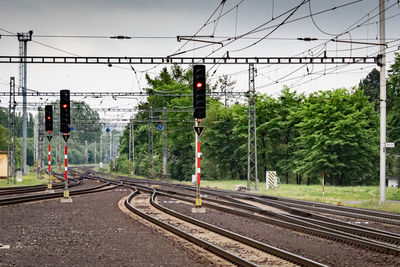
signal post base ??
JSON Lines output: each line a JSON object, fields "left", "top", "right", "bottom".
{"left": 45, "top": 183, "right": 54, "bottom": 193}
{"left": 191, "top": 207, "right": 206, "bottom": 213}
{"left": 192, "top": 197, "right": 205, "bottom": 213}
{"left": 61, "top": 197, "right": 73, "bottom": 203}
{"left": 60, "top": 190, "right": 73, "bottom": 203}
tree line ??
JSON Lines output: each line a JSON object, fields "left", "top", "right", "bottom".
{"left": 116, "top": 53, "right": 400, "bottom": 186}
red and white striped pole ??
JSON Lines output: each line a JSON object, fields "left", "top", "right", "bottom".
{"left": 48, "top": 143, "right": 52, "bottom": 189}
{"left": 46, "top": 134, "right": 53, "bottom": 192}
{"left": 195, "top": 119, "right": 202, "bottom": 207}
{"left": 63, "top": 134, "right": 69, "bottom": 199}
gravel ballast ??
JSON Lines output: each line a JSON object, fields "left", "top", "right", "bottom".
{"left": 0, "top": 186, "right": 211, "bottom": 266}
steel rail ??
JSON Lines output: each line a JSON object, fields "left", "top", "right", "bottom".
{"left": 76, "top": 169, "right": 400, "bottom": 251}
{"left": 174, "top": 184, "right": 400, "bottom": 225}
{"left": 0, "top": 180, "right": 80, "bottom": 196}
{"left": 151, "top": 191, "right": 326, "bottom": 267}
{"left": 124, "top": 189, "right": 258, "bottom": 267}
{"left": 154, "top": 191, "right": 400, "bottom": 256}
{"left": 0, "top": 182, "right": 118, "bottom": 206}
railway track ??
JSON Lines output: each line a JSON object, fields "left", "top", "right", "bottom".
{"left": 78, "top": 169, "right": 400, "bottom": 255}
{"left": 125, "top": 187, "right": 325, "bottom": 267}
{"left": 0, "top": 180, "right": 80, "bottom": 196}
{"left": 0, "top": 177, "right": 119, "bottom": 206}
{"left": 191, "top": 186, "right": 400, "bottom": 225}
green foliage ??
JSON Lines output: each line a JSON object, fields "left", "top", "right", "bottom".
{"left": 116, "top": 154, "right": 132, "bottom": 174}
{"left": 359, "top": 68, "right": 380, "bottom": 108}
{"left": 387, "top": 53, "right": 400, "bottom": 177}
{"left": 0, "top": 125, "right": 7, "bottom": 151}
{"left": 293, "top": 88, "right": 378, "bottom": 185}
{"left": 111, "top": 61, "right": 390, "bottom": 186}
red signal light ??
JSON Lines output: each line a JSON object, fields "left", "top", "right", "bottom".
{"left": 196, "top": 82, "right": 203, "bottom": 88}
{"left": 62, "top": 104, "right": 68, "bottom": 108}
{"left": 47, "top": 116, "right": 51, "bottom": 120}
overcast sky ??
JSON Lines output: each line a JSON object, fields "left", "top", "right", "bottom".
{"left": 1, "top": 0, "right": 399, "bottom": 123}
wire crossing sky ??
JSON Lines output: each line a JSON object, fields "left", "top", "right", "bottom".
{"left": 0, "top": 0, "right": 399, "bottom": 121}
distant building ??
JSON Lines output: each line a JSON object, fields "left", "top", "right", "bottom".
{"left": 0, "top": 151, "right": 8, "bottom": 179}
{"left": 387, "top": 177, "right": 399, "bottom": 188}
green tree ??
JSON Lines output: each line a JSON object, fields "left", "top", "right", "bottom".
{"left": 293, "top": 88, "right": 378, "bottom": 185}
{"left": 0, "top": 125, "right": 7, "bottom": 150}
{"left": 387, "top": 53, "right": 400, "bottom": 176}
{"left": 359, "top": 68, "right": 380, "bottom": 108}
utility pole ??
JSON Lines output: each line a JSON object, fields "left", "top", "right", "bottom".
{"left": 85, "top": 140, "right": 88, "bottom": 165}
{"left": 100, "top": 133, "right": 103, "bottom": 169}
{"left": 109, "top": 130, "right": 112, "bottom": 166}
{"left": 7, "top": 77, "right": 16, "bottom": 185}
{"left": 379, "top": 0, "right": 387, "bottom": 204}
{"left": 113, "top": 134, "right": 118, "bottom": 168}
{"left": 94, "top": 140, "right": 97, "bottom": 165}
{"left": 162, "top": 107, "right": 168, "bottom": 179}
{"left": 37, "top": 107, "right": 44, "bottom": 179}
{"left": 148, "top": 106, "right": 153, "bottom": 177}
{"left": 18, "top": 31, "right": 33, "bottom": 175}
{"left": 130, "top": 117, "right": 135, "bottom": 176}
{"left": 247, "top": 63, "right": 258, "bottom": 190}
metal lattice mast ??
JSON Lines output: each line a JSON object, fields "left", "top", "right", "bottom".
{"left": 148, "top": 106, "right": 154, "bottom": 177}
{"left": 85, "top": 140, "right": 88, "bottom": 165}
{"left": 247, "top": 63, "right": 258, "bottom": 190}
{"left": 100, "top": 133, "right": 103, "bottom": 167}
{"left": 94, "top": 141, "right": 97, "bottom": 164}
{"left": 162, "top": 107, "right": 168, "bottom": 179}
{"left": 37, "top": 107, "right": 44, "bottom": 179}
{"left": 109, "top": 130, "right": 112, "bottom": 164}
{"left": 7, "top": 77, "right": 16, "bottom": 185}
{"left": 129, "top": 118, "right": 132, "bottom": 161}
{"left": 17, "top": 31, "right": 32, "bottom": 175}
{"left": 130, "top": 117, "right": 135, "bottom": 176}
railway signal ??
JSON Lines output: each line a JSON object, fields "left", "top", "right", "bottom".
{"left": 193, "top": 65, "right": 206, "bottom": 119}
{"left": 45, "top": 105, "right": 54, "bottom": 192}
{"left": 45, "top": 105, "right": 53, "bottom": 133}
{"left": 60, "top": 89, "right": 70, "bottom": 133}
{"left": 60, "top": 89, "right": 72, "bottom": 202}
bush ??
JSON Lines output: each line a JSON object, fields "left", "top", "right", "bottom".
{"left": 116, "top": 154, "right": 132, "bottom": 174}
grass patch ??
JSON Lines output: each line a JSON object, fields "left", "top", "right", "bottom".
{"left": 72, "top": 167, "right": 400, "bottom": 214}
{"left": 0, "top": 171, "right": 47, "bottom": 188}
{"left": 188, "top": 180, "right": 400, "bottom": 214}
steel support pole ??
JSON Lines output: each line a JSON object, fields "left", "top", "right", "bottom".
{"left": 37, "top": 108, "right": 44, "bottom": 179}
{"left": 130, "top": 118, "right": 135, "bottom": 176}
{"left": 94, "top": 140, "right": 97, "bottom": 165}
{"left": 7, "top": 77, "right": 16, "bottom": 185}
{"left": 247, "top": 63, "right": 258, "bottom": 190}
{"left": 18, "top": 31, "right": 32, "bottom": 175}
{"left": 85, "top": 140, "right": 88, "bottom": 165}
{"left": 162, "top": 107, "right": 167, "bottom": 179}
{"left": 109, "top": 130, "right": 112, "bottom": 165}
{"left": 100, "top": 133, "right": 103, "bottom": 169}
{"left": 379, "top": 0, "right": 387, "bottom": 204}
{"left": 148, "top": 106, "right": 153, "bottom": 177}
